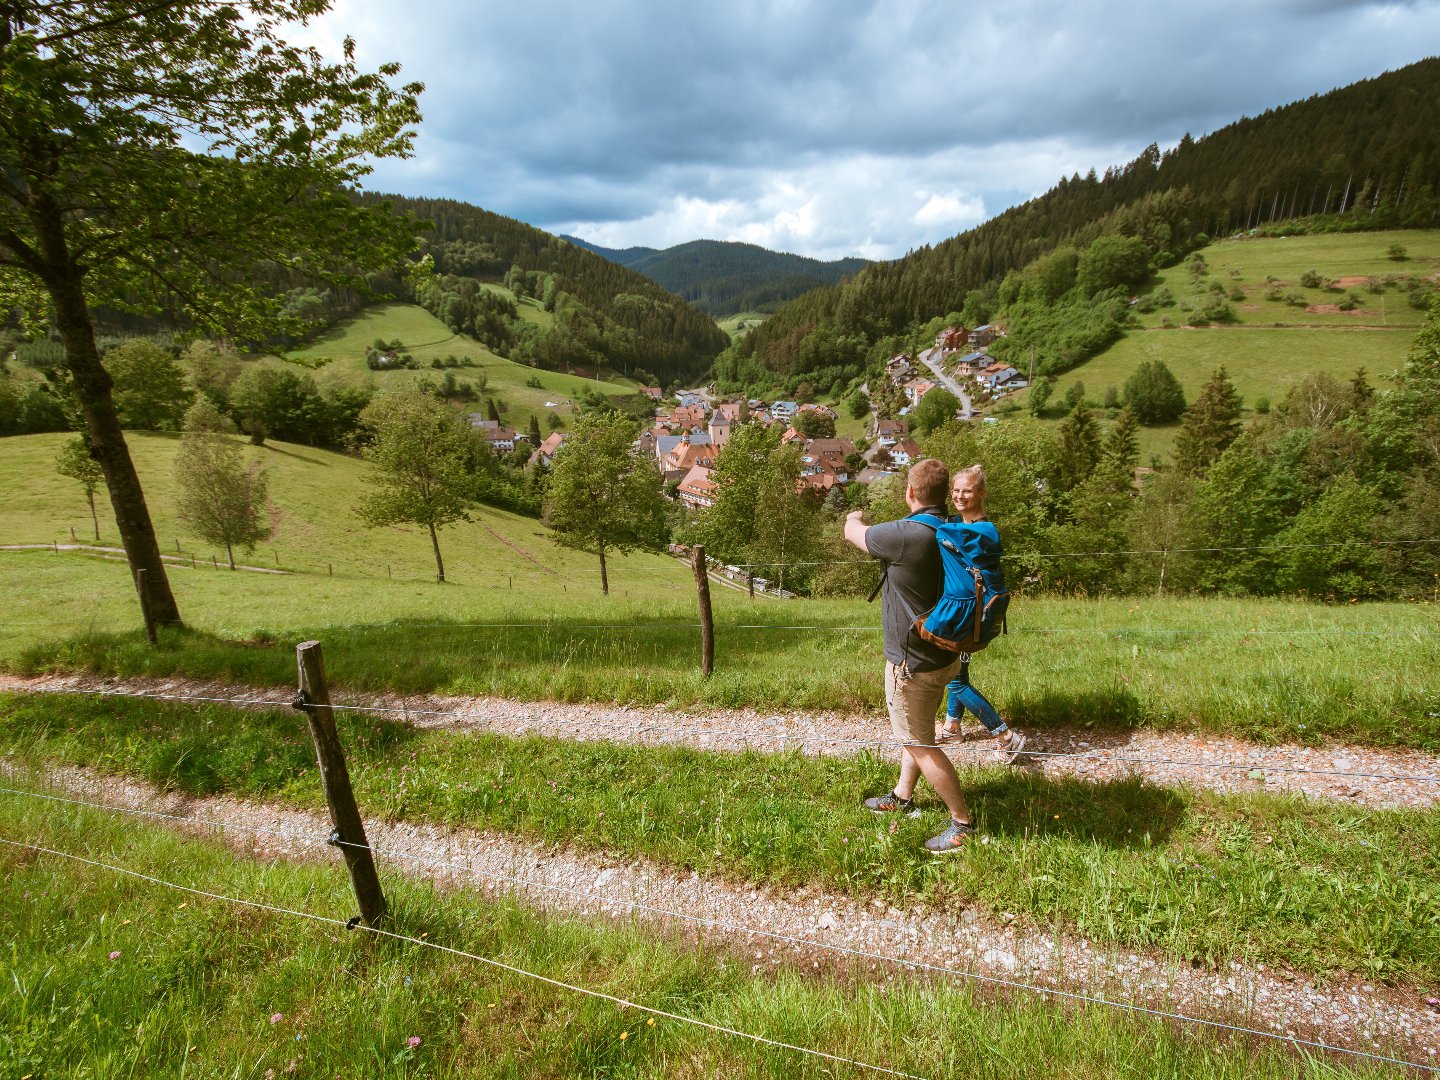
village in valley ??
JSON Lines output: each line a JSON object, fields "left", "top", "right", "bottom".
{"left": 466, "top": 320, "right": 1026, "bottom": 529}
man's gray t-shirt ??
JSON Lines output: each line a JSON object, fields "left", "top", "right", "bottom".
{"left": 865, "top": 508, "right": 953, "bottom": 673}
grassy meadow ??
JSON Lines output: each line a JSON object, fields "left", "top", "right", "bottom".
{"left": 277, "top": 300, "right": 632, "bottom": 424}
{"left": 3, "top": 787, "right": 1402, "bottom": 1079}
{"left": 4, "top": 431, "right": 1440, "bottom": 746}
{"left": 1017, "top": 229, "right": 1439, "bottom": 461}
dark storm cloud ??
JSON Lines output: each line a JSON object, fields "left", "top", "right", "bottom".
{"left": 323, "top": 0, "right": 1440, "bottom": 258}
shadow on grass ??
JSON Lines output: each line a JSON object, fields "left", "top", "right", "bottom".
{"left": 966, "top": 769, "right": 1188, "bottom": 848}
{"left": 0, "top": 689, "right": 422, "bottom": 798}
{"left": 1006, "top": 684, "right": 1145, "bottom": 731}
{"left": 16, "top": 617, "right": 878, "bottom": 703}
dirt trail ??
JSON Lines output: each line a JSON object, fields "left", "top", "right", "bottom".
{"left": 4, "top": 673, "right": 1436, "bottom": 811}
{"left": 5, "top": 760, "right": 1437, "bottom": 1068}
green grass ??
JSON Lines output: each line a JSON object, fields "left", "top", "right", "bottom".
{"left": 717, "top": 311, "right": 769, "bottom": 340}
{"left": 1, "top": 430, "right": 694, "bottom": 589}
{"left": 279, "top": 300, "right": 632, "bottom": 423}
{"left": 6, "top": 431, "right": 1440, "bottom": 748}
{"left": 6, "top": 560, "right": 1437, "bottom": 749}
{"left": 1044, "top": 326, "right": 1411, "bottom": 464}
{"left": 1017, "top": 229, "right": 1439, "bottom": 461}
{"left": 4, "top": 692, "right": 1439, "bottom": 991}
{"left": 2, "top": 787, "right": 1402, "bottom": 1079}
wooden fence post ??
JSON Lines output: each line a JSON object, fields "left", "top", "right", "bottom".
{"left": 295, "top": 640, "right": 387, "bottom": 928}
{"left": 691, "top": 545, "right": 714, "bottom": 678}
{"left": 134, "top": 568, "right": 158, "bottom": 646}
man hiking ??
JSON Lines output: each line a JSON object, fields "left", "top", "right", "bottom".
{"left": 844, "top": 458, "right": 973, "bottom": 854}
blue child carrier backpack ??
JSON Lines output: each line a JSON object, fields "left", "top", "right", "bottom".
{"left": 908, "top": 513, "right": 1010, "bottom": 654}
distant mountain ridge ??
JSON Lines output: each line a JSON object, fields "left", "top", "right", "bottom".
{"left": 562, "top": 236, "right": 868, "bottom": 316}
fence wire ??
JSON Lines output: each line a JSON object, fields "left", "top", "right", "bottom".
{"left": 2, "top": 787, "right": 1435, "bottom": 1076}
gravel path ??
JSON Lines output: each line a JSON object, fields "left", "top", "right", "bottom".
{"left": 4, "top": 674, "right": 1437, "bottom": 811}
{"left": 5, "top": 760, "right": 1438, "bottom": 1070}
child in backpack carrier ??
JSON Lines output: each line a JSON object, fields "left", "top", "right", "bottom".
{"left": 934, "top": 465, "right": 1026, "bottom": 764}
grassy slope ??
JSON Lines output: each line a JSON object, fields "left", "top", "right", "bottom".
{"left": 1, "top": 430, "right": 691, "bottom": 581}
{"left": 6, "top": 431, "right": 1439, "bottom": 745}
{"left": 279, "top": 300, "right": 628, "bottom": 424}
{"left": 1014, "top": 229, "right": 1440, "bottom": 461}
{"left": 3, "top": 792, "right": 1375, "bottom": 1080}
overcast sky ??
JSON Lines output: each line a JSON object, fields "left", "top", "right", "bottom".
{"left": 307, "top": 0, "right": 1440, "bottom": 262}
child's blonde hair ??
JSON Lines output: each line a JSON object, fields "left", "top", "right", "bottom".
{"left": 954, "top": 463, "right": 987, "bottom": 498}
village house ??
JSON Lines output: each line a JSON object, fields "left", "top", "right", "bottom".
{"left": 798, "top": 437, "right": 856, "bottom": 482}
{"left": 869, "top": 417, "right": 908, "bottom": 446}
{"left": 529, "top": 430, "right": 568, "bottom": 467}
{"left": 675, "top": 390, "right": 708, "bottom": 411}
{"left": 968, "top": 323, "right": 1003, "bottom": 349}
{"left": 885, "top": 354, "right": 913, "bottom": 383}
{"left": 977, "top": 363, "right": 1024, "bottom": 394}
{"left": 659, "top": 434, "right": 716, "bottom": 482}
{"left": 676, "top": 464, "right": 717, "bottom": 509}
{"left": 712, "top": 400, "right": 745, "bottom": 423}
{"left": 952, "top": 351, "right": 994, "bottom": 377}
{"left": 639, "top": 386, "right": 664, "bottom": 401}
{"left": 907, "top": 379, "right": 936, "bottom": 407}
{"left": 934, "top": 326, "right": 968, "bottom": 353}
{"left": 796, "top": 402, "right": 837, "bottom": 420}
{"left": 667, "top": 403, "right": 708, "bottom": 431}
{"left": 770, "top": 400, "right": 798, "bottom": 423}
{"left": 470, "top": 417, "right": 518, "bottom": 453}
{"left": 889, "top": 437, "right": 922, "bottom": 467}
{"left": 632, "top": 428, "right": 656, "bottom": 459}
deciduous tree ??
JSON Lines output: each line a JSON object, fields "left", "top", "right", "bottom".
{"left": 55, "top": 435, "right": 104, "bottom": 540}
{"left": 174, "top": 400, "right": 272, "bottom": 570}
{"left": 1123, "top": 360, "right": 1186, "bottom": 425}
{"left": 543, "top": 414, "right": 667, "bottom": 594}
{"left": 356, "top": 391, "right": 476, "bottom": 583}
{"left": 0, "top": 2, "right": 423, "bottom": 626}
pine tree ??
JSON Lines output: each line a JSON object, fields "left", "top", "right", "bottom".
{"left": 1100, "top": 407, "right": 1140, "bottom": 483}
{"left": 528, "top": 414, "right": 542, "bottom": 444}
{"left": 1055, "top": 402, "right": 1102, "bottom": 492}
{"left": 1173, "top": 366, "right": 1243, "bottom": 477}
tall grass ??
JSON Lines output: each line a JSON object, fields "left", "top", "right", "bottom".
{"left": 10, "top": 567, "right": 1438, "bottom": 748}
{"left": 0, "top": 783, "right": 1413, "bottom": 1078}
{"left": 5, "top": 692, "right": 1438, "bottom": 986}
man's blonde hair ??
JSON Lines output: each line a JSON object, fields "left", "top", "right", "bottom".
{"left": 908, "top": 458, "right": 949, "bottom": 506}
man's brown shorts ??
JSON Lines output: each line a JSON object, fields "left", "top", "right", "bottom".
{"left": 884, "top": 656, "right": 963, "bottom": 745}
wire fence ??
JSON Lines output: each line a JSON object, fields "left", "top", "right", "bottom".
{"left": 6, "top": 684, "right": 1437, "bottom": 787}
{"left": 2, "top": 782, "right": 1436, "bottom": 1075}
{"left": 0, "top": 830, "right": 930, "bottom": 1080}
{"left": 11, "top": 534, "right": 1440, "bottom": 594}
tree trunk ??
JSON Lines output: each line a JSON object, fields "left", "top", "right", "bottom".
{"left": 226, "top": 541, "right": 236, "bottom": 570}
{"left": 86, "top": 489, "right": 99, "bottom": 541}
{"left": 39, "top": 209, "right": 182, "bottom": 625}
{"left": 428, "top": 522, "right": 445, "bottom": 583}
{"left": 598, "top": 544, "right": 609, "bottom": 595}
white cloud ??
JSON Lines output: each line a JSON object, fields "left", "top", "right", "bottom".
{"left": 285, "top": 0, "right": 1440, "bottom": 259}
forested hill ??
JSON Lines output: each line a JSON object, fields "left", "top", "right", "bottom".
{"left": 719, "top": 57, "right": 1440, "bottom": 390}
{"left": 357, "top": 194, "right": 730, "bottom": 386}
{"left": 562, "top": 237, "right": 869, "bottom": 316}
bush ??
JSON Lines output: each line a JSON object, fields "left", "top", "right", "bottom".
{"left": 1299, "top": 269, "right": 1323, "bottom": 289}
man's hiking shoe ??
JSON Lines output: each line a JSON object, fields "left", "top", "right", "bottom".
{"left": 995, "top": 732, "right": 1027, "bottom": 764}
{"left": 864, "top": 791, "right": 921, "bottom": 818}
{"left": 924, "top": 820, "right": 974, "bottom": 854}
